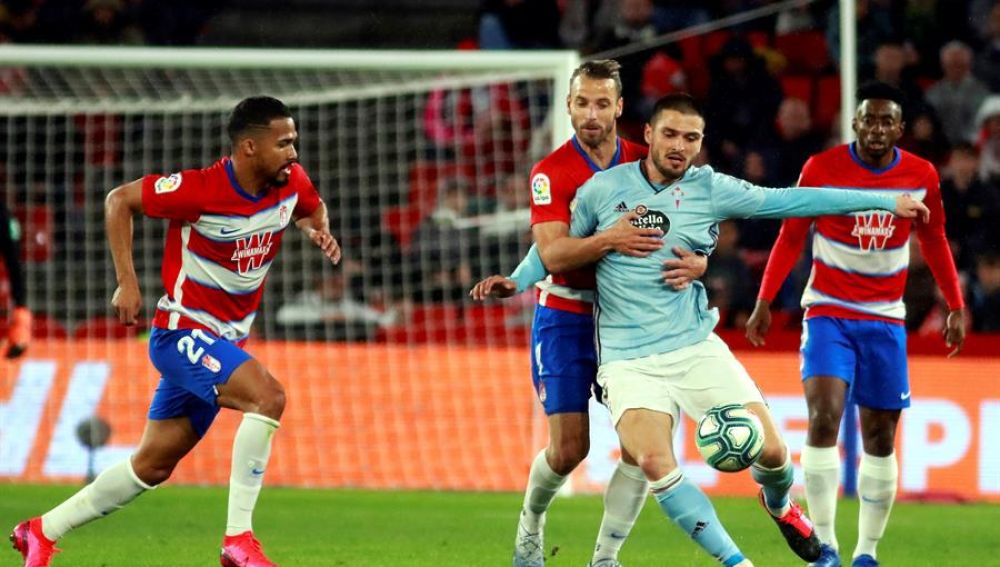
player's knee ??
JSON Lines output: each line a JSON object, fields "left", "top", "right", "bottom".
{"left": 756, "top": 442, "right": 787, "bottom": 468}
{"left": 634, "top": 450, "right": 676, "bottom": 481}
{"left": 253, "top": 377, "right": 286, "bottom": 420}
{"left": 807, "top": 409, "right": 841, "bottom": 443}
{"left": 548, "top": 438, "right": 588, "bottom": 475}
{"left": 131, "top": 457, "right": 175, "bottom": 486}
{"left": 862, "top": 426, "right": 896, "bottom": 456}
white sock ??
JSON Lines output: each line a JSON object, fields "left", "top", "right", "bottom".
{"left": 226, "top": 413, "right": 280, "bottom": 537}
{"left": 801, "top": 444, "right": 841, "bottom": 550}
{"left": 592, "top": 461, "right": 648, "bottom": 561}
{"left": 854, "top": 452, "right": 898, "bottom": 560}
{"left": 41, "top": 459, "right": 152, "bottom": 541}
{"left": 519, "top": 450, "right": 568, "bottom": 533}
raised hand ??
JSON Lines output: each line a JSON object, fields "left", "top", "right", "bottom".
{"left": 469, "top": 275, "right": 518, "bottom": 301}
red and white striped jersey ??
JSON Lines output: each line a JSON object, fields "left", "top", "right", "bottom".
{"left": 529, "top": 136, "right": 646, "bottom": 314}
{"left": 758, "top": 143, "right": 963, "bottom": 323}
{"left": 141, "top": 157, "right": 321, "bottom": 339}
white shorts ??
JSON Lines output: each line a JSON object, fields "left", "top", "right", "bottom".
{"left": 596, "top": 333, "right": 766, "bottom": 427}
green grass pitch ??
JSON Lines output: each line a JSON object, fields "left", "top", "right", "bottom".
{"left": 2, "top": 484, "right": 997, "bottom": 566}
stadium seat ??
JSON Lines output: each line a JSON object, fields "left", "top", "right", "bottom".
{"left": 774, "top": 31, "right": 830, "bottom": 74}
{"left": 815, "top": 75, "right": 841, "bottom": 130}
{"left": 13, "top": 205, "right": 54, "bottom": 262}
{"left": 780, "top": 75, "right": 815, "bottom": 107}
{"left": 29, "top": 313, "right": 68, "bottom": 339}
{"left": 73, "top": 316, "right": 146, "bottom": 339}
{"left": 382, "top": 161, "right": 470, "bottom": 250}
{"left": 703, "top": 30, "right": 733, "bottom": 59}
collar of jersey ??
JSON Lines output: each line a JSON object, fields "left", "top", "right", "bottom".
{"left": 637, "top": 160, "right": 675, "bottom": 194}
{"left": 225, "top": 158, "right": 266, "bottom": 202}
{"left": 571, "top": 135, "right": 622, "bottom": 173}
{"left": 848, "top": 142, "right": 900, "bottom": 174}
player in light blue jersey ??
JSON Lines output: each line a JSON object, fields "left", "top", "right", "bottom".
{"left": 500, "top": 94, "right": 929, "bottom": 567}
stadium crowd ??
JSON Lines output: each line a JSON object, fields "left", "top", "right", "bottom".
{"left": 464, "top": 0, "right": 1000, "bottom": 333}
{"left": 1, "top": 0, "right": 998, "bottom": 342}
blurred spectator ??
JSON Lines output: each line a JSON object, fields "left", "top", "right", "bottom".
{"left": 137, "top": 0, "right": 222, "bottom": 46}
{"left": 0, "top": 202, "right": 30, "bottom": 358}
{"left": 589, "top": 0, "right": 662, "bottom": 129}
{"left": 869, "top": 42, "right": 927, "bottom": 118}
{"left": 974, "top": 95, "right": 1000, "bottom": 181}
{"left": 75, "top": 0, "right": 145, "bottom": 45}
{"left": 767, "top": 97, "right": 826, "bottom": 186}
{"left": 705, "top": 37, "right": 783, "bottom": 173}
{"left": 704, "top": 220, "right": 756, "bottom": 328}
{"left": 422, "top": 84, "right": 530, "bottom": 193}
{"left": 925, "top": 41, "right": 990, "bottom": 145}
{"left": 899, "top": 108, "right": 950, "bottom": 167}
{"left": 974, "top": 2, "right": 1000, "bottom": 91}
{"left": 970, "top": 251, "right": 1000, "bottom": 332}
{"left": 826, "top": 0, "right": 897, "bottom": 78}
{"left": 939, "top": 143, "right": 998, "bottom": 271}
{"left": 653, "top": 1, "right": 709, "bottom": 34}
{"left": 409, "top": 177, "right": 476, "bottom": 302}
{"left": 775, "top": 3, "right": 818, "bottom": 35}
{"left": 734, "top": 150, "right": 780, "bottom": 255}
{"left": 478, "top": 0, "right": 562, "bottom": 50}
{"left": 276, "top": 267, "right": 399, "bottom": 340}
{"left": 638, "top": 51, "right": 687, "bottom": 121}
{"left": 559, "top": 0, "right": 616, "bottom": 50}
{"left": 970, "top": 0, "right": 996, "bottom": 41}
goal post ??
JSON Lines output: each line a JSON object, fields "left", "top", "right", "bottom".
{"left": 0, "top": 45, "right": 586, "bottom": 490}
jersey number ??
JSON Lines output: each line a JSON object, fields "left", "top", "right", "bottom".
{"left": 177, "top": 329, "right": 216, "bottom": 364}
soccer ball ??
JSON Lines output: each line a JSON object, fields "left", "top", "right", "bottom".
{"left": 695, "top": 403, "right": 765, "bottom": 472}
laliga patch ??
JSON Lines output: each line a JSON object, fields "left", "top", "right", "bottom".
{"left": 630, "top": 204, "right": 670, "bottom": 234}
{"left": 531, "top": 173, "right": 552, "bottom": 205}
{"left": 201, "top": 354, "right": 221, "bottom": 373}
{"left": 154, "top": 172, "right": 182, "bottom": 194}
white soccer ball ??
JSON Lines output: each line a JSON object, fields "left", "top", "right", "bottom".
{"left": 695, "top": 403, "right": 765, "bottom": 472}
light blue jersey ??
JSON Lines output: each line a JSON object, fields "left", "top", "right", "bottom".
{"left": 561, "top": 161, "right": 897, "bottom": 364}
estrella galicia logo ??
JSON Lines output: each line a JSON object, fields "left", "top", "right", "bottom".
{"left": 630, "top": 204, "right": 670, "bottom": 234}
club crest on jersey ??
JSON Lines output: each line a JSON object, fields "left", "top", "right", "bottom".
{"left": 531, "top": 173, "right": 552, "bottom": 205}
{"left": 630, "top": 204, "right": 670, "bottom": 234}
{"left": 201, "top": 354, "right": 221, "bottom": 373}
{"left": 279, "top": 205, "right": 290, "bottom": 226}
{"left": 851, "top": 211, "right": 896, "bottom": 250}
{"left": 154, "top": 173, "right": 182, "bottom": 194}
{"left": 671, "top": 186, "right": 685, "bottom": 209}
{"left": 231, "top": 232, "right": 274, "bottom": 274}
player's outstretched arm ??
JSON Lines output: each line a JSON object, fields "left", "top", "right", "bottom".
{"left": 295, "top": 201, "right": 341, "bottom": 264}
{"left": 469, "top": 275, "right": 517, "bottom": 301}
{"left": 105, "top": 180, "right": 145, "bottom": 325}
{"left": 470, "top": 243, "right": 548, "bottom": 301}
{"left": 661, "top": 247, "right": 707, "bottom": 291}
{"left": 736, "top": 185, "right": 930, "bottom": 221}
{"left": 536, "top": 214, "right": 662, "bottom": 274}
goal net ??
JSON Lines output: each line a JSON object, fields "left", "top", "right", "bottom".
{"left": 0, "top": 45, "right": 606, "bottom": 490}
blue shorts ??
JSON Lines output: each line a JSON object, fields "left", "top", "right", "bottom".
{"left": 147, "top": 327, "right": 252, "bottom": 437}
{"left": 800, "top": 316, "right": 910, "bottom": 410}
{"left": 530, "top": 305, "right": 597, "bottom": 415}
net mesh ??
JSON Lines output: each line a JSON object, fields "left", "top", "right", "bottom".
{"left": 0, "top": 50, "right": 573, "bottom": 489}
